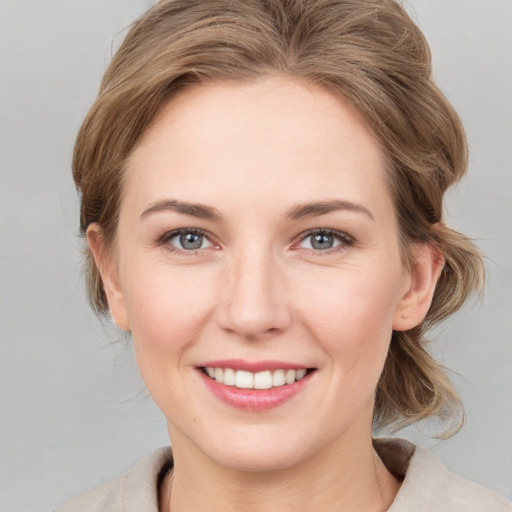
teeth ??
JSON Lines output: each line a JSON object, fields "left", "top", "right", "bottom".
{"left": 235, "top": 370, "right": 253, "bottom": 389}
{"left": 203, "top": 367, "right": 310, "bottom": 389}
{"left": 285, "top": 369, "right": 296, "bottom": 385}
{"left": 254, "top": 371, "right": 272, "bottom": 389}
{"left": 296, "top": 369, "right": 307, "bottom": 380}
{"left": 272, "top": 369, "right": 286, "bottom": 387}
{"left": 223, "top": 368, "right": 235, "bottom": 386}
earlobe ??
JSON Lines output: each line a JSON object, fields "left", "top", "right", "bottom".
{"left": 393, "top": 242, "right": 444, "bottom": 331}
{"left": 87, "top": 224, "right": 130, "bottom": 331}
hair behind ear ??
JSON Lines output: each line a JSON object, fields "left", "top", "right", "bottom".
{"left": 375, "top": 327, "right": 465, "bottom": 437}
{"left": 427, "top": 224, "right": 485, "bottom": 327}
{"left": 375, "top": 224, "right": 484, "bottom": 437}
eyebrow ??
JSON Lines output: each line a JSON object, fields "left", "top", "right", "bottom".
{"left": 285, "top": 200, "right": 374, "bottom": 221}
{"left": 140, "top": 198, "right": 374, "bottom": 222}
{"left": 141, "top": 199, "right": 223, "bottom": 221}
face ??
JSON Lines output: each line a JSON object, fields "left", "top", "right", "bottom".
{"left": 93, "top": 77, "right": 436, "bottom": 473}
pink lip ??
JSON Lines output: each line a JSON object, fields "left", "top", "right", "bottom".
{"left": 197, "top": 367, "right": 315, "bottom": 411}
{"left": 199, "top": 359, "right": 309, "bottom": 372}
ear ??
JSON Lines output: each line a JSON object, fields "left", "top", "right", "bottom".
{"left": 393, "top": 242, "right": 444, "bottom": 331}
{"left": 87, "top": 224, "right": 130, "bottom": 331}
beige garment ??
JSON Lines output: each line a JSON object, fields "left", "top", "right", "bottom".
{"left": 55, "top": 438, "right": 511, "bottom": 511}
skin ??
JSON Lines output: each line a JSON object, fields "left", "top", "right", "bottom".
{"left": 89, "top": 77, "right": 443, "bottom": 511}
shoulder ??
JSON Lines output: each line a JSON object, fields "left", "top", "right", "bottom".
{"left": 376, "top": 438, "right": 512, "bottom": 512}
{"left": 55, "top": 474, "right": 128, "bottom": 512}
{"left": 402, "top": 445, "right": 512, "bottom": 511}
{"left": 55, "top": 447, "right": 173, "bottom": 512}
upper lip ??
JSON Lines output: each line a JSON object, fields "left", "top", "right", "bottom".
{"left": 198, "top": 359, "right": 311, "bottom": 373}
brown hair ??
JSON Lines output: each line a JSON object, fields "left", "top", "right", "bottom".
{"left": 73, "top": 0, "right": 484, "bottom": 435}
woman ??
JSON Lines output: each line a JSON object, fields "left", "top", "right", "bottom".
{"left": 57, "top": 0, "right": 511, "bottom": 510}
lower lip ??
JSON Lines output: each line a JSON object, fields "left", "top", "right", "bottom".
{"left": 198, "top": 370, "right": 314, "bottom": 411}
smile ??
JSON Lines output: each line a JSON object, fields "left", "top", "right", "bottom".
{"left": 201, "top": 367, "right": 309, "bottom": 389}
{"left": 198, "top": 362, "right": 316, "bottom": 411}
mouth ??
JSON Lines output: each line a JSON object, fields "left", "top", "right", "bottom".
{"left": 197, "top": 362, "right": 317, "bottom": 411}
{"left": 199, "top": 366, "right": 315, "bottom": 390}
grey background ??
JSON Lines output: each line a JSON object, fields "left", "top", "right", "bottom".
{"left": 0, "top": 1, "right": 510, "bottom": 510}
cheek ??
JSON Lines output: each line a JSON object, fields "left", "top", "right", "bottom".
{"left": 296, "top": 265, "right": 402, "bottom": 370}
{"left": 121, "top": 263, "right": 220, "bottom": 413}
{"left": 122, "top": 262, "right": 217, "bottom": 359}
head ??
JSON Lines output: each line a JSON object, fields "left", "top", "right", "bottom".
{"left": 75, "top": 0, "right": 484, "bottom": 450}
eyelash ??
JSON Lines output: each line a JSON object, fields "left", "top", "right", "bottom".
{"left": 157, "top": 227, "right": 355, "bottom": 256}
{"left": 294, "top": 228, "right": 355, "bottom": 255}
{"left": 158, "top": 228, "right": 214, "bottom": 256}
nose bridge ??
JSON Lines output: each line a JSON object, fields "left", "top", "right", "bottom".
{"left": 218, "top": 241, "right": 290, "bottom": 338}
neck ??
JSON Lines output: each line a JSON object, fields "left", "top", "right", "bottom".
{"left": 161, "top": 426, "right": 400, "bottom": 512}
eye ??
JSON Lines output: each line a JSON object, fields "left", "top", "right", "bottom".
{"left": 160, "top": 228, "right": 214, "bottom": 252}
{"left": 295, "top": 229, "right": 354, "bottom": 253}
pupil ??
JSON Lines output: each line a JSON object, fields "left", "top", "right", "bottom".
{"left": 180, "top": 233, "right": 202, "bottom": 250}
{"left": 312, "top": 233, "right": 333, "bottom": 250}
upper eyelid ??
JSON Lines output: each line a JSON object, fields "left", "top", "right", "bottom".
{"left": 292, "top": 228, "right": 354, "bottom": 245}
{"left": 160, "top": 227, "right": 215, "bottom": 242}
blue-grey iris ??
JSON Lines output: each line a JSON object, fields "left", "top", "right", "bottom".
{"left": 311, "top": 233, "right": 334, "bottom": 250}
{"left": 181, "top": 232, "right": 203, "bottom": 250}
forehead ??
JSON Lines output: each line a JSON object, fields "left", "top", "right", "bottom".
{"left": 123, "top": 77, "right": 392, "bottom": 221}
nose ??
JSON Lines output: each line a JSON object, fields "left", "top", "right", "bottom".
{"left": 216, "top": 246, "right": 292, "bottom": 340}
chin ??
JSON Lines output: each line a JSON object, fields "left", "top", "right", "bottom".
{"left": 196, "top": 423, "right": 325, "bottom": 473}
{"left": 212, "top": 443, "right": 308, "bottom": 473}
